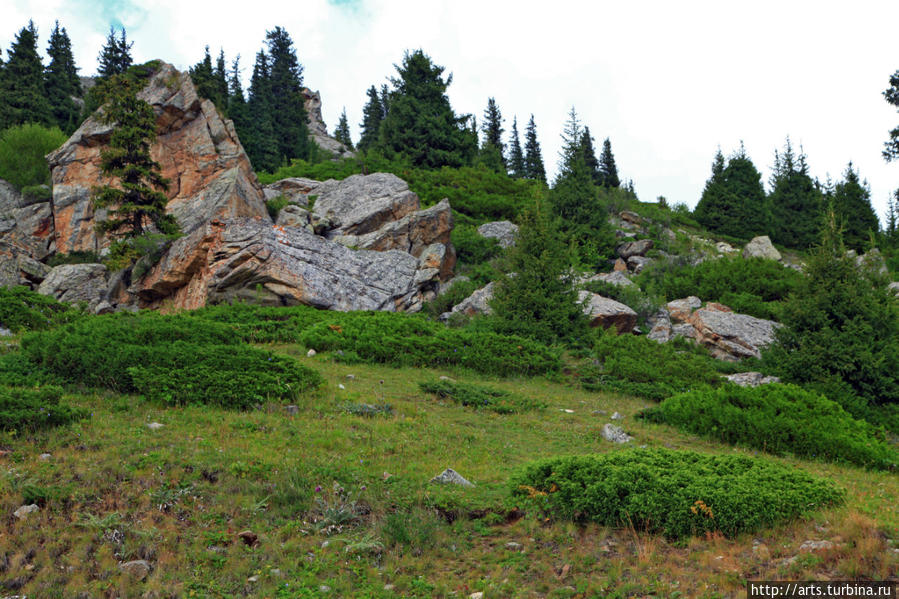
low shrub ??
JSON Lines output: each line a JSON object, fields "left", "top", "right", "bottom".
{"left": 0, "top": 352, "right": 67, "bottom": 387}
{"left": 0, "top": 385, "right": 88, "bottom": 433}
{"left": 582, "top": 331, "right": 724, "bottom": 401}
{"left": 0, "top": 286, "right": 82, "bottom": 332}
{"left": 451, "top": 224, "right": 503, "bottom": 266}
{"left": 423, "top": 278, "right": 481, "bottom": 319}
{"left": 419, "top": 380, "right": 545, "bottom": 414}
{"left": 266, "top": 194, "right": 290, "bottom": 220}
{"left": 188, "top": 302, "right": 329, "bottom": 344}
{"left": 510, "top": 449, "right": 844, "bottom": 540}
{"left": 299, "top": 311, "right": 561, "bottom": 376}
{"left": 128, "top": 343, "right": 322, "bottom": 408}
{"left": 641, "top": 384, "right": 898, "bottom": 470}
{"left": 0, "top": 123, "right": 67, "bottom": 189}
{"left": 341, "top": 402, "right": 394, "bottom": 418}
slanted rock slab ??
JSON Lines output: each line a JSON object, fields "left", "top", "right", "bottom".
{"left": 579, "top": 290, "right": 637, "bottom": 333}
{"left": 430, "top": 468, "right": 474, "bottom": 487}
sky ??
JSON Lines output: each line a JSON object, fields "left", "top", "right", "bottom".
{"left": 5, "top": 0, "right": 899, "bottom": 222}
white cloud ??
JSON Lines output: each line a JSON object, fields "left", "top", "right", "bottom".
{"left": 3, "top": 0, "right": 898, "bottom": 220}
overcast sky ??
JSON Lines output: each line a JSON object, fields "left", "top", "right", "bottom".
{"left": 5, "top": 0, "right": 899, "bottom": 222}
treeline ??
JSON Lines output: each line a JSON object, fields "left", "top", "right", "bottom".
{"left": 693, "top": 139, "right": 881, "bottom": 252}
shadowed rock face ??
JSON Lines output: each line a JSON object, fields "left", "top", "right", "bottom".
{"left": 46, "top": 62, "right": 268, "bottom": 255}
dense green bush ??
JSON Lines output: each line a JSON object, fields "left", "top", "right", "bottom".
{"left": 0, "top": 385, "right": 88, "bottom": 432}
{"left": 510, "top": 449, "right": 844, "bottom": 540}
{"left": 423, "top": 278, "right": 481, "bottom": 319}
{"left": 582, "top": 331, "right": 725, "bottom": 401}
{"left": 638, "top": 256, "right": 803, "bottom": 320}
{"left": 451, "top": 224, "right": 502, "bottom": 266}
{"left": 0, "top": 286, "right": 82, "bottom": 332}
{"left": 419, "top": 380, "right": 545, "bottom": 414}
{"left": 188, "top": 302, "right": 329, "bottom": 343}
{"left": 641, "top": 384, "right": 897, "bottom": 470}
{"left": 300, "top": 311, "right": 560, "bottom": 376}
{"left": 0, "top": 352, "right": 66, "bottom": 387}
{"left": 0, "top": 123, "right": 67, "bottom": 189}
{"left": 129, "top": 344, "right": 322, "bottom": 408}
{"left": 20, "top": 312, "right": 322, "bottom": 406}
{"left": 266, "top": 194, "right": 290, "bottom": 219}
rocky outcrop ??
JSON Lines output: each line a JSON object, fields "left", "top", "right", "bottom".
{"left": 0, "top": 180, "right": 55, "bottom": 261}
{"left": 579, "top": 290, "right": 637, "bottom": 333}
{"left": 616, "top": 239, "right": 653, "bottom": 260}
{"left": 0, "top": 242, "right": 51, "bottom": 287}
{"left": 440, "top": 282, "right": 495, "bottom": 320}
{"left": 724, "top": 372, "right": 781, "bottom": 387}
{"left": 301, "top": 87, "right": 354, "bottom": 157}
{"left": 477, "top": 221, "right": 518, "bottom": 248}
{"left": 263, "top": 177, "right": 320, "bottom": 206}
{"left": 312, "top": 173, "right": 418, "bottom": 237}
{"left": 47, "top": 62, "right": 269, "bottom": 255}
{"left": 38, "top": 263, "right": 108, "bottom": 311}
{"left": 666, "top": 296, "right": 702, "bottom": 323}
{"left": 687, "top": 304, "right": 779, "bottom": 361}
{"left": 742, "top": 236, "right": 782, "bottom": 261}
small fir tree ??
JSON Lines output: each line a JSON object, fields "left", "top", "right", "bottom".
{"left": 265, "top": 26, "right": 311, "bottom": 163}
{"left": 245, "top": 50, "right": 279, "bottom": 172}
{"left": 44, "top": 21, "right": 81, "bottom": 133}
{"left": 580, "top": 126, "right": 601, "bottom": 186}
{"left": 831, "top": 162, "right": 879, "bottom": 252}
{"left": 480, "top": 97, "right": 505, "bottom": 170}
{"left": 358, "top": 85, "right": 383, "bottom": 152}
{"left": 523, "top": 114, "right": 546, "bottom": 183}
{"left": 0, "top": 21, "right": 53, "bottom": 130}
{"left": 97, "top": 26, "right": 133, "bottom": 78}
{"left": 768, "top": 138, "right": 823, "bottom": 249}
{"left": 598, "top": 137, "right": 620, "bottom": 188}
{"left": 507, "top": 116, "right": 525, "bottom": 178}
{"left": 334, "top": 107, "right": 354, "bottom": 150}
{"left": 884, "top": 69, "right": 899, "bottom": 162}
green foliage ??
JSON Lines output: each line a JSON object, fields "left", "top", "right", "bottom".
{"left": 264, "top": 27, "right": 313, "bottom": 165}
{"left": 0, "top": 123, "right": 67, "bottom": 189}
{"left": 0, "top": 286, "right": 82, "bottom": 332}
{"left": 768, "top": 139, "right": 823, "bottom": 249}
{"left": 763, "top": 212, "right": 899, "bottom": 415}
{"left": 44, "top": 21, "right": 81, "bottom": 134}
{"left": 509, "top": 449, "right": 845, "bottom": 540}
{"left": 884, "top": 69, "right": 899, "bottom": 161}
{"left": 599, "top": 138, "right": 620, "bottom": 188}
{"left": 266, "top": 194, "right": 290, "bottom": 219}
{"left": 0, "top": 352, "right": 66, "bottom": 387}
{"left": 0, "top": 385, "right": 88, "bottom": 433}
{"left": 189, "top": 46, "right": 228, "bottom": 110}
{"left": 523, "top": 114, "right": 546, "bottom": 183}
{"left": 507, "top": 117, "right": 525, "bottom": 179}
{"left": 641, "top": 384, "right": 897, "bottom": 470}
{"left": 451, "top": 224, "right": 502, "bottom": 265}
{"left": 419, "top": 380, "right": 545, "bottom": 414}
{"left": 637, "top": 255, "right": 802, "bottom": 320}
{"left": 0, "top": 21, "right": 53, "bottom": 130}
{"left": 488, "top": 200, "right": 587, "bottom": 346}
{"left": 244, "top": 51, "right": 280, "bottom": 172}
{"left": 96, "top": 26, "right": 133, "bottom": 78}
{"left": 376, "top": 50, "right": 477, "bottom": 168}
{"left": 19, "top": 312, "right": 322, "bottom": 408}
{"left": 694, "top": 146, "right": 769, "bottom": 240}
{"left": 583, "top": 331, "right": 724, "bottom": 401}
{"left": 334, "top": 108, "right": 354, "bottom": 150}
{"left": 423, "top": 277, "right": 480, "bottom": 319}
{"left": 830, "top": 163, "right": 879, "bottom": 252}
{"left": 358, "top": 85, "right": 384, "bottom": 153}
{"left": 91, "top": 73, "right": 177, "bottom": 240}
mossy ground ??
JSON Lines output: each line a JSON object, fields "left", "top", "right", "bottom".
{"left": 1, "top": 346, "right": 897, "bottom": 598}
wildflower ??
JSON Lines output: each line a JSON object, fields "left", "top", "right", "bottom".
{"left": 315, "top": 485, "right": 322, "bottom": 493}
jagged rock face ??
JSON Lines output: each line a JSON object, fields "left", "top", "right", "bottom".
{"left": 38, "top": 263, "right": 108, "bottom": 311}
{"left": 0, "top": 180, "right": 55, "bottom": 260}
{"left": 301, "top": 87, "right": 354, "bottom": 157}
{"left": 313, "top": 173, "right": 419, "bottom": 236}
{"left": 263, "top": 177, "right": 320, "bottom": 206}
{"left": 0, "top": 242, "right": 51, "bottom": 287}
{"left": 46, "top": 62, "right": 268, "bottom": 254}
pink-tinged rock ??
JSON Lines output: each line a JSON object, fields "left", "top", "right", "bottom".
{"left": 579, "top": 290, "right": 637, "bottom": 334}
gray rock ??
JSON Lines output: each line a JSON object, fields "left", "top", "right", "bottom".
{"left": 93, "top": 300, "right": 114, "bottom": 315}
{"left": 14, "top": 504, "right": 40, "bottom": 519}
{"left": 671, "top": 323, "right": 697, "bottom": 340}
{"left": 301, "top": 87, "right": 355, "bottom": 157}
{"left": 616, "top": 239, "right": 653, "bottom": 260}
{"left": 437, "top": 275, "right": 470, "bottom": 296}
{"left": 666, "top": 296, "right": 702, "bottom": 323}
{"left": 0, "top": 327, "right": 11, "bottom": 337}
{"left": 146, "top": 422, "right": 164, "bottom": 431}
{"left": 742, "top": 236, "right": 782, "bottom": 261}
{"left": 799, "top": 540, "right": 833, "bottom": 553}
{"left": 626, "top": 255, "right": 652, "bottom": 273}
{"left": 38, "top": 263, "right": 108, "bottom": 310}
{"left": 477, "top": 220, "right": 519, "bottom": 248}
{"left": 285, "top": 405, "right": 300, "bottom": 415}
{"left": 601, "top": 423, "right": 632, "bottom": 444}
{"left": 264, "top": 177, "right": 321, "bottom": 207}
{"left": 716, "top": 241, "right": 737, "bottom": 254}
{"left": 505, "top": 542, "right": 523, "bottom": 551}
{"left": 39, "top": 453, "right": 52, "bottom": 460}
{"left": 306, "top": 349, "right": 317, "bottom": 358}
{"left": 611, "top": 412, "right": 623, "bottom": 420}
{"left": 587, "top": 270, "right": 636, "bottom": 288}
{"left": 441, "top": 282, "right": 495, "bottom": 321}
{"left": 312, "top": 173, "right": 419, "bottom": 237}
{"left": 275, "top": 204, "right": 311, "bottom": 228}
{"left": 0, "top": 200, "right": 55, "bottom": 261}
{"left": 430, "top": 468, "right": 474, "bottom": 487}
{"left": 646, "top": 309, "right": 672, "bottom": 343}
{"left": 578, "top": 290, "right": 638, "bottom": 333}
{"left": 889, "top": 282, "right": 899, "bottom": 295}
{"left": 724, "top": 372, "right": 782, "bottom": 387}
{"left": 619, "top": 210, "right": 643, "bottom": 225}
{"left": 119, "top": 559, "right": 152, "bottom": 580}
{"left": 857, "top": 249, "right": 888, "bottom": 276}
{"left": 689, "top": 306, "right": 779, "bottom": 361}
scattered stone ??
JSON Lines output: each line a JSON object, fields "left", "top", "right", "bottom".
{"left": 857, "top": 249, "right": 888, "bottom": 276}
{"left": 613, "top": 258, "right": 628, "bottom": 272}
{"left": 0, "top": 327, "right": 11, "bottom": 337}
{"left": 237, "top": 530, "right": 258, "bottom": 547}
{"left": 247, "top": 575, "right": 259, "bottom": 583}
{"left": 440, "top": 282, "right": 495, "bottom": 321}
{"left": 477, "top": 220, "right": 519, "bottom": 248}
{"left": 38, "top": 453, "right": 52, "bottom": 460}
{"left": 579, "top": 291, "right": 638, "bottom": 334}
{"left": 724, "top": 372, "right": 781, "bottom": 387}
{"left": 270, "top": 569, "right": 281, "bottom": 577}
{"left": 716, "top": 241, "right": 736, "bottom": 254}
{"left": 799, "top": 540, "right": 834, "bottom": 553}
{"left": 439, "top": 376, "right": 455, "bottom": 382}
{"left": 611, "top": 412, "right": 623, "bottom": 420}
{"left": 319, "top": 585, "right": 332, "bottom": 593}
{"left": 285, "top": 405, "right": 299, "bottom": 415}
{"left": 338, "top": 384, "right": 345, "bottom": 390}
{"left": 345, "top": 374, "right": 355, "bottom": 381}
{"left": 560, "top": 409, "right": 575, "bottom": 414}
{"left": 601, "top": 423, "right": 632, "bottom": 444}
{"left": 742, "top": 236, "right": 782, "bottom": 261}
{"left": 646, "top": 309, "right": 672, "bottom": 343}
{"left": 430, "top": 468, "right": 474, "bottom": 487}
{"left": 146, "top": 422, "right": 164, "bottom": 431}
{"left": 469, "top": 593, "right": 484, "bottom": 599}
{"left": 306, "top": 349, "right": 317, "bottom": 358}
{"left": 505, "top": 542, "right": 523, "bottom": 551}
{"left": 616, "top": 239, "right": 653, "bottom": 260}
{"left": 207, "top": 545, "right": 226, "bottom": 554}
{"left": 591, "top": 270, "right": 636, "bottom": 288}
{"left": 384, "top": 583, "right": 395, "bottom": 591}
{"left": 619, "top": 210, "right": 642, "bottom": 225}
{"left": 666, "top": 296, "right": 702, "bottom": 323}
{"left": 119, "top": 559, "right": 151, "bottom": 580}
{"left": 888, "top": 282, "right": 899, "bottom": 296}
{"left": 626, "top": 255, "right": 652, "bottom": 273}
{"left": 14, "top": 504, "right": 40, "bottom": 519}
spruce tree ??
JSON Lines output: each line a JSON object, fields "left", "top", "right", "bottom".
{"left": 377, "top": 49, "right": 476, "bottom": 168}
{"left": 695, "top": 145, "right": 769, "bottom": 239}
{"left": 334, "top": 107, "right": 354, "bottom": 150}
{"left": 44, "top": 21, "right": 81, "bottom": 133}
{"left": 379, "top": 84, "right": 390, "bottom": 119}
{"left": 598, "top": 137, "right": 620, "bottom": 188}
{"left": 884, "top": 69, "right": 899, "bottom": 162}
{"left": 832, "top": 162, "right": 879, "bottom": 252}
{"left": 245, "top": 51, "right": 279, "bottom": 172}
{"left": 507, "top": 116, "right": 525, "bottom": 178}
{"left": 265, "top": 26, "right": 311, "bottom": 163}
{"left": 214, "top": 49, "right": 229, "bottom": 109}
{"left": 92, "top": 75, "right": 176, "bottom": 239}
{"left": 480, "top": 97, "right": 505, "bottom": 170}
{"left": 580, "top": 126, "right": 601, "bottom": 186}
{"left": 189, "top": 46, "right": 226, "bottom": 108}
{"left": 523, "top": 114, "right": 546, "bottom": 183}
{"left": 886, "top": 191, "right": 899, "bottom": 248}
{"left": 97, "top": 27, "right": 133, "bottom": 78}
{"left": 358, "top": 85, "right": 383, "bottom": 152}
{"left": 227, "top": 56, "right": 249, "bottom": 139}
{"left": 768, "top": 139, "right": 823, "bottom": 249}
{"left": 0, "top": 21, "right": 53, "bottom": 130}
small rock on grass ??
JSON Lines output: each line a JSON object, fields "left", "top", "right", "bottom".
{"left": 601, "top": 423, "right": 632, "bottom": 444}
{"left": 430, "top": 468, "right": 474, "bottom": 487}
{"left": 306, "top": 349, "right": 317, "bottom": 358}
{"left": 346, "top": 374, "right": 355, "bottom": 380}
{"left": 238, "top": 530, "right": 258, "bottom": 547}
{"left": 146, "top": 422, "right": 164, "bottom": 431}
{"left": 799, "top": 540, "right": 834, "bottom": 552}
{"left": 119, "top": 559, "right": 151, "bottom": 580}
{"left": 285, "top": 405, "right": 299, "bottom": 415}
{"left": 505, "top": 542, "right": 522, "bottom": 551}
{"left": 611, "top": 412, "right": 623, "bottom": 420}
{"left": 14, "top": 504, "right": 39, "bottom": 519}
{"left": 39, "top": 453, "right": 52, "bottom": 460}
{"left": 469, "top": 593, "right": 484, "bottom": 599}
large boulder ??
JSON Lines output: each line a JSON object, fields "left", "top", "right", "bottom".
{"left": 0, "top": 180, "right": 55, "bottom": 260}
{"left": 0, "top": 242, "right": 51, "bottom": 287}
{"left": 578, "top": 290, "right": 637, "bottom": 333}
{"left": 616, "top": 239, "right": 653, "bottom": 260}
{"left": 263, "top": 177, "right": 320, "bottom": 206}
{"left": 476, "top": 221, "right": 519, "bottom": 248}
{"left": 311, "top": 173, "right": 419, "bottom": 237}
{"left": 46, "top": 61, "right": 269, "bottom": 255}
{"left": 38, "top": 263, "right": 108, "bottom": 311}
{"left": 742, "top": 236, "right": 782, "bottom": 261}
{"left": 666, "top": 296, "right": 702, "bottom": 323}
{"left": 687, "top": 304, "right": 779, "bottom": 361}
